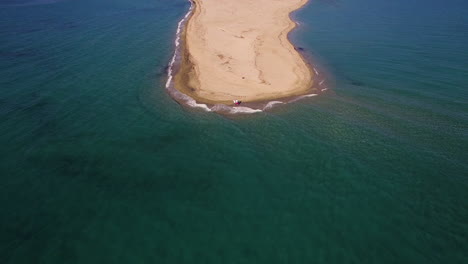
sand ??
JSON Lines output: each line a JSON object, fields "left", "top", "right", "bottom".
{"left": 174, "top": 0, "right": 313, "bottom": 104}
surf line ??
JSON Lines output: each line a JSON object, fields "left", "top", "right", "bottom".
{"left": 165, "top": 0, "right": 194, "bottom": 89}
{"left": 313, "top": 67, "right": 319, "bottom": 75}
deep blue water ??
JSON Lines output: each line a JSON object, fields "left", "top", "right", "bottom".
{"left": 1, "top": 0, "right": 467, "bottom": 263}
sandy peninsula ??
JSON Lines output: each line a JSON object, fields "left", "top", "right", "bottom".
{"left": 174, "top": 0, "right": 313, "bottom": 104}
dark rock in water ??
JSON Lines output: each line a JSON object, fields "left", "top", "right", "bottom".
{"left": 0, "top": 50, "right": 36, "bottom": 59}
{"left": 295, "top": 47, "right": 305, "bottom": 51}
{"left": 346, "top": 77, "right": 365, "bottom": 87}
{"left": 1, "top": 0, "right": 66, "bottom": 7}
{"left": 20, "top": 27, "right": 43, "bottom": 34}
{"left": 61, "top": 22, "right": 79, "bottom": 30}
{"left": 350, "top": 80, "right": 365, "bottom": 86}
{"left": 152, "top": 65, "right": 170, "bottom": 77}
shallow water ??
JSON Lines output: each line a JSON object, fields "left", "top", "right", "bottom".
{"left": 0, "top": 0, "right": 467, "bottom": 263}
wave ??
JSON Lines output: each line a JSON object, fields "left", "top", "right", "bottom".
{"left": 313, "top": 67, "right": 319, "bottom": 75}
{"left": 288, "top": 93, "right": 318, "bottom": 103}
{"left": 263, "top": 101, "right": 284, "bottom": 110}
{"left": 211, "top": 104, "right": 263, "bottom": 114}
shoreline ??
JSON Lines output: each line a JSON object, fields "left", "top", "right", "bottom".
{"left": 172, "top": 0, "right": 316, "bottom": 105}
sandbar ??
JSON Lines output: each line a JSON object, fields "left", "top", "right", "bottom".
{"left": 174, "top": 0, "right": 313, "bottom": 104}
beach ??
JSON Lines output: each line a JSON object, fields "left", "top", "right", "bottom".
{"left": 174, "top": 0, "right": 313, "bottom": 104}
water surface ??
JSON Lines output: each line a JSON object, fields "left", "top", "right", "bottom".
{"left": 0, "top": 0, "right": 467, "bottom": 263}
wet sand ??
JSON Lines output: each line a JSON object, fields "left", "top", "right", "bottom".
{"left": 174, "top": 0, "right": 313, "bottom": 104}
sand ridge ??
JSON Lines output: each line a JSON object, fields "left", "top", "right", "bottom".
{"left": 174, "top": 0, "right": 313, "bottom": 104}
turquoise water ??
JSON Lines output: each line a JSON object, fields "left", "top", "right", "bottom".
{"left": 1, "top": 0, "right": 467, "bottom": 262}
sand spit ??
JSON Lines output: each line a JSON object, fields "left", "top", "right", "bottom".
{"left": 173, "top": 0, "right": 314, "bottom": 105}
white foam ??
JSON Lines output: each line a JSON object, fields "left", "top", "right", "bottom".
{"left": 211, "top": 104, "right": 262, "bottom": 114}
{"left": 263, "top": 101, "right": 284, "bottom": 110}
{"left": 186, "top": 100, "right": 212, "bottom": 112}
{"left": 319, "top": 80, "right": 325, "bottom": 86}
{"left": 313, "top": 67, "right": 319, "bottom": 75}
{"left": 302, "top": 93, "right": 318, "bottom": 98}
{"left": 289, "top": 93, "right": 318, "bottom": 103}
{"left": 227, "top": 106, "right": 263, "bottom": 114}
{"left": 170, "top": 89, "right": 212, "bottom": 112}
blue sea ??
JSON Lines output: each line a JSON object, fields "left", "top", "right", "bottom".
{"left": 0, "top": 0, "right": 467, "bottom": 263}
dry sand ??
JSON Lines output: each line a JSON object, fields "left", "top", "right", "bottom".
{"left": 174, "top": 0, "right": 313, "bottom": 104}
